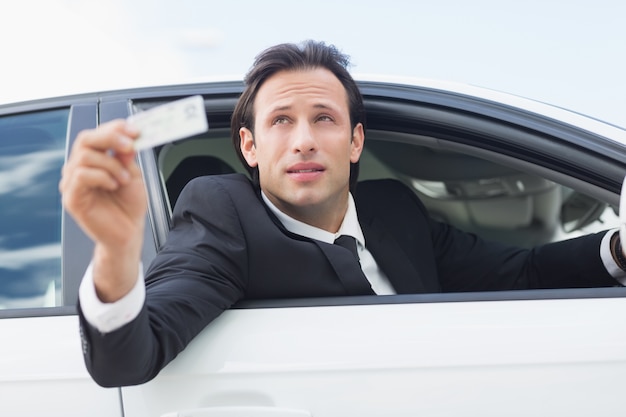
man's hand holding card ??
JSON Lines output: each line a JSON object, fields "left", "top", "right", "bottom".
{"left": 60, "top": 96, "right": 209, "bottom": 302}
{"left": 129, "top": 95, "right": 209, "bottom": 151}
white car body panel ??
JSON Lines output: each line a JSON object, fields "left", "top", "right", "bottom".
{"left": 0, "top": 315, "right": 121, "bottom": 417}
{"left": 122, "top": 296, "right": 626, "bottom": 417}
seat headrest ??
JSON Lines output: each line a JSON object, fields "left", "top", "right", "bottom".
{"left": 166, "top": 155, "right": 236, "bottom": 208}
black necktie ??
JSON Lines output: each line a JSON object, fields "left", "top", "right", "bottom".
{"left": 327, "top": 235, "right": 372, "bottom": 295}
{"left": 334, "top": 235, "right": 360, "bottom": 264}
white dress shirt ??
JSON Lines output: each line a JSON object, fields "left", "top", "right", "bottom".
{"left": 261, "top": 192, "right": 396, "bottom": 296}
{"left": 79, "top": 192, "right": 625, "bottom": 334}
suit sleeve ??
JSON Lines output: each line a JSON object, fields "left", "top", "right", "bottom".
{"left": 429, "top": 216, "right": 618, "bottom": 291}
{"left": 79, "top": 176, "right": 248, "bottom": 387}
{"left": 400, "top": 178, "right": 618, "bottom": 290}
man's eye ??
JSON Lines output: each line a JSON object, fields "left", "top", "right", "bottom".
{"left": 317, "top": 115, "right": 333, "bottom": 122}
{"left": 273, "top": 117, "right": 289, "bottom": 125}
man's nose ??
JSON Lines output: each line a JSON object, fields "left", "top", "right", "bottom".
{"left": 292, "top": 122, "right": 317, "bottom": 154}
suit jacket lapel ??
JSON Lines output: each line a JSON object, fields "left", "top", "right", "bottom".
{"left": 260, "top": 194, "right": 374, "bottom": 296}
{"left": 362, "top": 217, "right": 426, "bottom": 294}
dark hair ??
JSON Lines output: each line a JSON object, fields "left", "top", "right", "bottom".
{"left": 230, "top": 40, "right": 365, "bottom": 191}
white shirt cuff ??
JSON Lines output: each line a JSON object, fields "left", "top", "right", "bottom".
{"left": 600, "top": 229, "right": 626, "bottom": 285}
{"left": 78, "top": 261, "right": 146, "bottom": 333}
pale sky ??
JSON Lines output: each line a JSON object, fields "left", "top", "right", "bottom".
{"left": 2, "top": 0, "right": 624, "bottom": 127}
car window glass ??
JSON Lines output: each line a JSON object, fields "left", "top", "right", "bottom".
{"left": 0, "top": 108, "right": 68, "bottom": 309}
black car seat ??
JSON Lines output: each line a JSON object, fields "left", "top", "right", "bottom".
{"left": 165, "top": 155, "right": 236, "bottom": 208}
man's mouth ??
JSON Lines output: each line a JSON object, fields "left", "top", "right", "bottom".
{"left": 289, "top": 168, "right": 323, "bottom": 173}
{"left": 286, "top": 164, "right": 325, "bottom": 180}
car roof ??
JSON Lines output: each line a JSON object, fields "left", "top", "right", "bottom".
{"left": 2, "top": 74, "right": 624, "bottom": 144}
{"left": 355, "top": 74, "right": 626, "bottom": 143}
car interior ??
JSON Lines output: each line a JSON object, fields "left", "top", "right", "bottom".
{"left": 155, "top": 127, "right": 619, "bottom": 250}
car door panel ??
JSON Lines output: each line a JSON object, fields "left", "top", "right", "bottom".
{"left": 121, "top": 296, "right": 626, "bottom": 417}
{"left": 0, "top": 314, "right": 122, "bottom": 417}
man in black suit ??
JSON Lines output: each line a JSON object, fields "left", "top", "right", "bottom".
{"left": 60, "top": 40, "right": 626, "bottom": 387}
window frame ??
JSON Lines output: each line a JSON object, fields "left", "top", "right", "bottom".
{"left": 2, "top": 78, "right": 623, "bottom": 317}
{"left": 130, "top": 83, "right": 626, "bottom": 309}
{"left": 0, "top": 95, "right": 98, "bottom": 318}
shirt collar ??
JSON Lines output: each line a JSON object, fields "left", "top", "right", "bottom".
{"left": 261, "top": 191, "right": 365, "bottom": 247}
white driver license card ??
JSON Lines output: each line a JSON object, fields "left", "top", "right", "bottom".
{"left": 129, "top": 95, "right": 209, "bottom": 151}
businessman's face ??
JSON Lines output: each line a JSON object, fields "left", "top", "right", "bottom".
{"left": 240, "top": 68, "right": 364, "bottom": 232}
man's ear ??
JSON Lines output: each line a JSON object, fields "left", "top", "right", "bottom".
{"left": 240, "top": 127, "right": 258, "bottom": 168}
{"left": 350, "top": 123, "right": 365, "bottom": 163}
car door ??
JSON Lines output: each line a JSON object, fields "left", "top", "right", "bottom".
{"left": 117, "top": 83, "right": 626, "bottom": 417}
{"left": 0, "top": 98, "right": 125, "bottom": 417}
{"left": 123, "top": 296, "right": 626, "bottom": 417}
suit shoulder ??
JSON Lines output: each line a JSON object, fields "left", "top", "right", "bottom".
{"left": 174, "top": 173, "right": 257, "bottom": 211}
{"left": 181, "top": 173, "right": 255, "bottom": 196}
{"left": 185, "top": 172, "right": 252, "bottom": 188}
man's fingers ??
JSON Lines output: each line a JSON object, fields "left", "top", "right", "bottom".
{"left": 62, "top": 119, "right": 143, "bottom": 194}
{"left": 78, "top": 148, "right": 133, "bottom": 185}
{"left": 60, "top": 147, "right": 132, "bottom": 195}
{"left": 62, "top": 166, "right": 120, "bottom": 197}
{"left": 73, "top": 119, "right": 140, "bottom": 155}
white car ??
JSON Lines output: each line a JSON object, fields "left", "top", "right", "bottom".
{"left": 1, "top": 77, "right": 626, "bottom": 417}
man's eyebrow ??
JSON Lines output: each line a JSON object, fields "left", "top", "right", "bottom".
{"left": 268, "top": 105, "right": 292, "bottom": 113}
{"left": 312, "top": 103, "right": 336, "bottom": 111}
{"left": 268, "top": 103, "right": 337, "bottom": 113}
